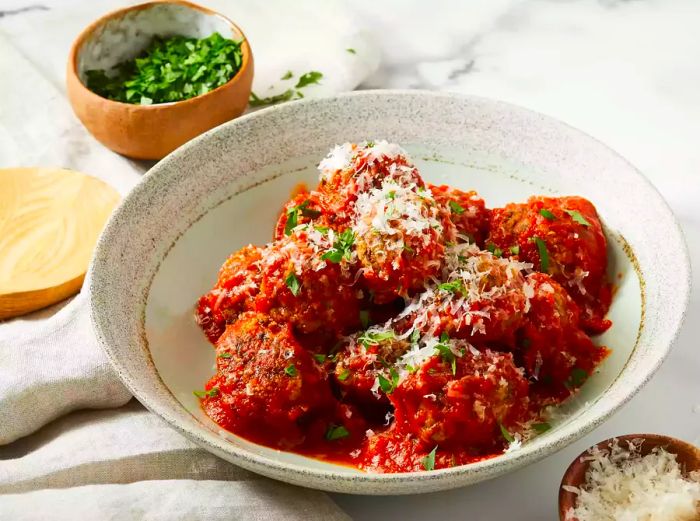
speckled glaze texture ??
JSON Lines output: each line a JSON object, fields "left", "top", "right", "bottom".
{"left": 88, "top": 91, "right": 691, "bottom": 495}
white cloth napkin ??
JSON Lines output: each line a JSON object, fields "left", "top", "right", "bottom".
{"left": 0, "top": 1, "right": 378, "bottom": 518}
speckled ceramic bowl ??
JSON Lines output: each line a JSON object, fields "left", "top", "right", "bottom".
{"left": 66, "top": 1, "right": 253, "bottom": 160}
{"left": 88, "top": 91, "right": 690, "bottom": 495}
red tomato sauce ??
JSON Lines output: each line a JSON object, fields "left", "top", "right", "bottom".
{"left": 194, "top": 142, "right": 613, "bottom": 473}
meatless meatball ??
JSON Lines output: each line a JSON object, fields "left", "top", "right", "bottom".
{"left": 429, "top": 184, "right": 490, "bottom": 246}
{"left": 353, "top": 181, "right": 449, "bottom": 303}
{"left": 395, "top": 243, "right": 530, "bottom": 348}
{"left": 196, "top": 244, "right": 263, "bottom": 343}
{"left": 488, "top": 196, "right": 611, "bottom": 333}
{"left": 518, "top": 272, "right": 610, "bottom": 403}
{"left": 390, "top": 348, "right": 530, "bottom": 450}
{"left": 317, "top": 141, "right": 425, "bottom": 218}
{"left": 200, "top": 312, "right": 336, "bottom": 449}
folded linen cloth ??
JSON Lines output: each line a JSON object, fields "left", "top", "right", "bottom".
{"left": 0, "top": 0, "right": 379, "bottom": 518}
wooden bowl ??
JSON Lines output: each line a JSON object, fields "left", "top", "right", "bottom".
{"left": 66, "top": 0, "right": 253, "bottom": 160}
{"left": 559, "top": 434, "right": 700, "bottom": 520}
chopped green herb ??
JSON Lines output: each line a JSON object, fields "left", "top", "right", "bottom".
{"left": 321, "top": 228, "right": 355, "bottom": 263}
{"left": 565, "top": 209, "right": 591, "bottom": 227}
{"left": 337, "top": 368, "right": 351, "bottom": 382}
{"left": 499, "top": 423, "right": 515, "bottom": 443}
{"left": 249, "top": 89, "right": 297, "bottom": 107}
{"left": 387, "top": 191, "right": 396, "bottom": 200}
{"left": 281, "top": 70, "right": 293, "bottom": 80}
{"left": 285, "top": 200, "right": 320, "bottom": 235}
{"left": 434, "top": 337, "right": 457, "bottom": 375}
{"left": 359, "top": 310, "right": 370, "bottom": 329}
{"left": 313, "top": 353, "right": 326, "bottom": 364}
{"left": 438, "top": 280, "right": 464, "bottom": 294}
{"left": 325, "top": 424, "right": 350, "bottom": 441}
{"left": 486, "top": 243, "right": 497, "bottom": 254}
{"left": 532, "top": 422, "right": 551, "bottom": 434}
{"left": 85, "top": 32, "right": 244, "bottom": 105}
{"left": 533, "top": 237, "right": 550, "bottom": 272}
{"left": 448, "top": 200, "right": 465, "bottom": 214}
{"left": 410, "top": 329, "right": 421, "bottom": 344}
{"left": 284, "top": 364, "right": 298, "bottom": 377}
{"left": 539, "top": 208, "right": 556, "bottom": 220}
{"left": 295, "top": 71, "right": 323, "bottom": 89}
{"left": 217, "top": 353, "right": 233, "bottom": 359}
{"left": 565, "top": 367, "right": 588, "bottom": 389}
{"left": 509, "top": 245, "right": 520, "bottom": 255}
{"left": 314, "top": 225, "right": 329, "bottom": 234}
{"left": 366, "top": 140, "right": 375, "bottom": 148}
{"left": 422, "top": 446, "right": 437, "bottom": 471}
{"left": 193, "top": 387, "right": 219, "bottom": 399}
{"left": 285, "top": 272, "right": 301, "bottom": 296}
{"left": 358, "top": 329, "right": 396, "bottom": 347}
{"left": 377, "top": 367, "right": 400, "bottom": 394}
{"left": 403, "top": 244, "right": 415, "bottom": 254}
{"left": 493, "top": 247, "right": 503, "bottom": 258}
{"left": 346, "top": 48, "right": 357, "bottom": 54}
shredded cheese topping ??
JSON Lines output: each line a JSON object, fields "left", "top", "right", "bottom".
{"left": 565, "top": 438, "right": 700, "bottom": 521}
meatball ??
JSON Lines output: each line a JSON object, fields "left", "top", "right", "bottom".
{"left": 429, "top": 184, "right": 490, "bottom": 246}
{"left": 256, "top": 233, "right": 362, "bottom": 337}
{"left": 396, "top": 243, "right": 529, "bottom": 347}
{"left": 317, "top": 141, "right": 425, "bottom": 215}
{"left": 353, "top": 182, "right": 449, "bottom": 303}
{"left": 488, "top": 196, "right": 611, "bottom": 333}
{"left": 518, "top": 272, "right": 610, "bottom": 403}
{"left": 390, "top": 348, "right": 531, "bottom": 450}
{"left": 357, "top": 429, "right": 429, "bottom": 473}
{"left": 200, "top": 312, "right": 336, "bottom": 449}
{"left": 333, "top": 329, "right": 410, "bottom": 421}
{"left": 196, "top": 245, "right": 263, "bottom": 343}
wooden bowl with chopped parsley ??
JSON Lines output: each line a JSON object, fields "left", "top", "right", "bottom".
{"left": 66, "top": 1, "right": 253, "bottom": 160}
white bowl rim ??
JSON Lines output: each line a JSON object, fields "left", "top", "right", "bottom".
{"left": 88, "top": 89, "right": 691, "bottom": 492}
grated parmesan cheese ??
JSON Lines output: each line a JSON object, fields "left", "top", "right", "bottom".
{"left": 565, "top": 438, "right": 700, "bottom": 521}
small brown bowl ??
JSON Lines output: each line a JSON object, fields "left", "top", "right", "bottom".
{"left": 66, "top": 0, "right": 253, "bottom": 160}
{"left": 559, "top": 434, "right": 700, "bottom": 520}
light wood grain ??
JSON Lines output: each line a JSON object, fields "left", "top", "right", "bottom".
{"left": 0, "top": 167, "right": 119, "bottom": 319}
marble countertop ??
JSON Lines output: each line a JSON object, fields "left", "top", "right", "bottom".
{"left": 2, "top": 0, "right": 699, "bottom": 519}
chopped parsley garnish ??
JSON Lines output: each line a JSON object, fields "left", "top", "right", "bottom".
{"left": 358, "top": 329, "right": 396, "bottom": 347}
{"left": 295, "top": 71, "right": 323, "bottom": 89}
{"left": 422, "top": 446, "right": 437, "bottom": 471}
{"left": 438, "top": 280, "right": 464, "bottom": 294}
{"left": 314, "top": 225, "right": 329, "bottom": 234}
{"left": 193, "top": 387, "right": 219, "bottom": 399}
{"left": 284, "top": 364, "right": 298, "bottom": 377}
{"left": 410, "top": 329, "right": 421, "bottom": 344}
{"left": 486, "top": 242, "right": 502, "bottom": 256}
{"left": 403, "top": 244, "right": 415, "bottom": 254}
{"left": 325, "top": 424, "right": 350, "bottom": 441}
{"left": 284, "top": 199, "right": 320, "bottom": 235}
{"left": 532, "top": 422, "right": 551, "bottom": 434}
{"left": 493, "top": 247, "right": 503, "bottom": 258}
{"left": 448, "top": 200, "right": 465, "bottom": 214}
{"left": 337, "top": 368, "right": 351, "bottom": 382}
{"left": 313, "top": 353, "right": 326, "bottom": 364}
{"left": 359, "top": 310, "right": 370, "bottom": 329}
{"left": 85, "top": 33, "right": 244, "bottom": 104}
{"left": 565, "top": 209, "right": 591, "bottom": 227}
{"left": 217, "top": 353, "right": 232, "bottom": 359}
{"left": 281, "top": 70, "right": 293, "bottom": 80}
{"left": 249, "top": 71, "right": 324, "bottom": 107}
{"left": 533, "top": 236, "right": 549, "bottom": 272}
{"left": 285, "top": 272, "right": 301, "bottom": 296}
{"left": 565, "top": 367, "right": 588, "bottom": 389}
{"left": 509, "top": 245, "right": 520, "bottom": 255}
{"left": 499, "top": 423, "right": 515, "bottom": 443}
{"left": 387, "top": 191, "right": 396, "bottom": 200}
{"left": 346, "top": 48, "right": 357, "bottom": 54}
{"left": 321, "top": 228, "right": 355, "bottom": 263}
{"left": 378, "top": 367, "right": 400, "bottom": 394}
{"left": 539, "top": 208, "right": 556, "bottom": 220}
{"left": 434, "top": 333, "right": 457, "bottom": 375}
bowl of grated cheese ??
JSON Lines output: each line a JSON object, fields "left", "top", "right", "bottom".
{"left": 559, "top": 434, "right": 700, "bottom": 521}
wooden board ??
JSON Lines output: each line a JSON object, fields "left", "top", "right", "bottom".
{"left": 0, "top": 167, "right": 120, "bottom": 319}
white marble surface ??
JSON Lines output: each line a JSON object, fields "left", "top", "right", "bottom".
{"left": 2, "top": 0, "right": 700, "bottom": 519}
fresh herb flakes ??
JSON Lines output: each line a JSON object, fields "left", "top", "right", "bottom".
{"left": 85, "top": 32, "right": 244, "bottom": 105}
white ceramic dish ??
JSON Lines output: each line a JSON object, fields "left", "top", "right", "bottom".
{"left": 88, "top": 90, "right": 690, "bottom": 495}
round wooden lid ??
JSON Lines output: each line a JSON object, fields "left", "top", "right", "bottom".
{"left": 0, "top": 167, "right": 120, "bottom": 319}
